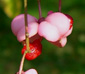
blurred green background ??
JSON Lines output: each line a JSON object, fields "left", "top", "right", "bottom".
{"left": 0, "top": 0, "right": 85, "bottom": 74}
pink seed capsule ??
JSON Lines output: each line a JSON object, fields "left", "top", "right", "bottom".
{"left": 45, "top": 12, "right": 70, "bottom": 36}
{"left": 38, "top": 21, "right": 60, "bottom": 42}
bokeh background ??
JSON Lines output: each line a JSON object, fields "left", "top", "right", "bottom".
{"left": 0, "top": 0, "right": 85, "bottom": 74}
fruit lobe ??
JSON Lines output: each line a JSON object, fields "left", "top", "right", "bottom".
{"left": 11, "top": 14, "right": 37, "bottom": 36}
{"left": 17, "top": 22, "right": 38, "bottom": 42}
{"left": 38, "top": 21, "right": 60, "bottom": 42}
{"left": 25, "top": 69, "right": 38, "bottom": 74}
{"left": 16, "top": 69, "right": 38, "bottom": 74}
{"left": 51, "top": 37, "right": 67, "bottom": 47}
{"left": 45, "top": 12, "right": 70, "bottom": 36}
{"left": 64, "top": 14, "right": 73, "bottom": 37}
{"left": 21, "top": 39, "right": 42, "bottom": 60}
{"left": 47, "top": 11, "right": 54, "bottom": 15}
{"left": 65, "top": 14, "right": 73, "bottom": 29}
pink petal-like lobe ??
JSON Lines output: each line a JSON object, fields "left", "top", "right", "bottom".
{"left": 25, "top": 69, "right": 38, "bottom": 74}
{"left": 46, "top": 12, "right": 70, "bottom": 36}
{"left": 11, "top": 14, "right": 37, "bottom": 36}
{"left": 38, "top": 21, "right": 60, "bottom": 42}
{"left": 51, "top": 37, "right": 67, "bottom": 47}
{"left": 17, "top": 22, "right": 38, "bottom": 42}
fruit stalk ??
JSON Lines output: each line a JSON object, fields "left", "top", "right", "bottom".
{"left": 24, "top": 0, "right": 29, "bottom": 52}
{"left": 19, "top": 0, "right": 29, "bottom": 74}
{"left": 59, "top": 0, "right": 61, "bottom": 12}
{"left": 37, "top": 0, "right": 42, "bottom": 18}
{"left": 18, "top": 51, "right": 27, "bottom": 74}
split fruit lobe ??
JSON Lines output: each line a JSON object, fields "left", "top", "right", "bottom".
{"left": 65, "top": 14, "right": 73, "bottom": 29}
{"left": 21, "top": 39, "right": 42, "bottom": 60}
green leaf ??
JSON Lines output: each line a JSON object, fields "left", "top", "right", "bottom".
{"left": 0, "top": 0, "right": 22, "bottom": 18}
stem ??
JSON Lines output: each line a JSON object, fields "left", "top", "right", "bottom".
{"left": 59, "top": 0, "right": 61, "bottom": 12}
{"left": 18, "top": 51, "right": 27, "bottom": 74}
{"left": 37, "top": 0, "right": 42, "bottom": 18}
{"left": 18, "top": 0, "right": 29, "bottom": 74}
{"left": 24, "top": 0, "right": 30, "bottom": 52}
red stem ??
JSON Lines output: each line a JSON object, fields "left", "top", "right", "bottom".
{"left": 59, "top": 0, "right": 61, "bottom": 12}
{"left": 38, "top": 0, "right": 42, "bottom": 18}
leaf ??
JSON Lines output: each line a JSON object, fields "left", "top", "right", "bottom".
{"left": 0, "top": 0, "right": 22, "bottom": 18}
